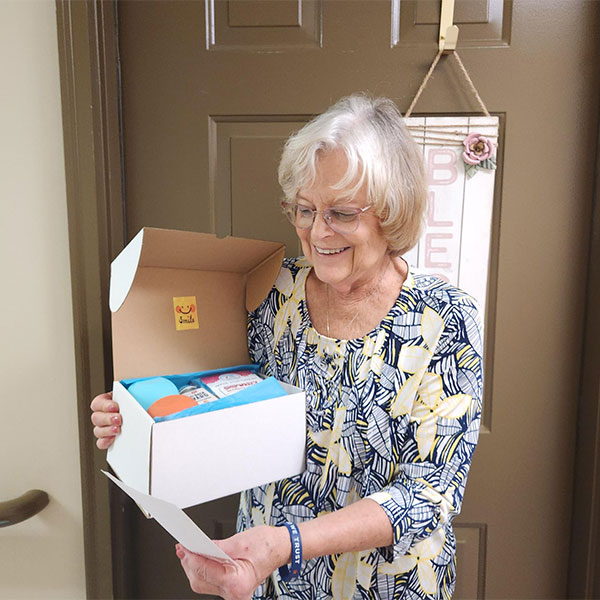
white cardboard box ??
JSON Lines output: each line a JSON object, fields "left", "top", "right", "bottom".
{"left": 106, "top": 228, "right": 306, "bottom": 508}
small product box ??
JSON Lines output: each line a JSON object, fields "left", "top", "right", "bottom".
{"left": 106, "top": 228, "right": 306, "bottom": 509}
{"left": 200, "top": 370, "right": 264, "bottom": 398}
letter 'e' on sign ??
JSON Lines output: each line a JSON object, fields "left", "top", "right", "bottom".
{"left": 173, "top": 296, "right": 199, "bottom": 331}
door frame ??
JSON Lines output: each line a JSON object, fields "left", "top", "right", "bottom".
{"left": 567, "top": 117, "right": 600, "bottom": 598}
{"left": 56, "top": 1, "right": 124, "bottom": 597}
{"left": 56, "top": 1, "right": 600, "bottom": 597}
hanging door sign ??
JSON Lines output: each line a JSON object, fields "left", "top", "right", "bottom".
{"left": 404, "top": 116, "right": 499, "bottom": 320}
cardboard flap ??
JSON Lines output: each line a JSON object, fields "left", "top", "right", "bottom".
{"left": 246, "top": 246, "right": 286, "bottom": 312}
{"left": 109, "top": 229, "right": 144, "bottom": 313}
{"left": 110, "top": 228, "right": 284, "bottom": 381}
{"left": 133, "top": 228, "right": 283, "bottom": 274}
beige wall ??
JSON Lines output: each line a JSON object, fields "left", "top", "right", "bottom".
{"left": 0, "top": 1, "right": 85, "bottom": 597}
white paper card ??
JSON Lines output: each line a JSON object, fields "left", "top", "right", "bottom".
{"left": 102, "top": 470, "right": 234, "bottom": 563}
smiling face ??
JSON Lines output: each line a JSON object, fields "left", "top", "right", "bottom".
{"left": 176, "top": 304, "right": 193, "bottom": 314}
{"left": 296, "top": 148, "right": 390, "bottom": 293}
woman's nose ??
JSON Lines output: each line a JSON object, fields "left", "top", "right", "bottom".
{"left": 311, "top": 211, "right": 334, "bottom": 237}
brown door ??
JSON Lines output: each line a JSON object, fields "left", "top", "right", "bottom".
{"left": 109, "top": 1, "right": 599, "bottom": 597}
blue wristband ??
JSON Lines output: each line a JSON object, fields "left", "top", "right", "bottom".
{"left": 278, "top": 522, "right": 302, "bottom": 581}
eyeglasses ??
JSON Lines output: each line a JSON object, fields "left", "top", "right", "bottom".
{"left": 281, "top": 201, "right": 372, "bottom": 234}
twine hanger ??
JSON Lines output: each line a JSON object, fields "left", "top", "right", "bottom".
{"left": 403, "top": 1, "right": 495, "bottom": 150}
{"left": 404, "top": 49, "right": 491, "bottom": 120}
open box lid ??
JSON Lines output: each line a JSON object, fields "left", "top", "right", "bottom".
{"left": 110, "top": 228, "right": 285, "bottom": 381}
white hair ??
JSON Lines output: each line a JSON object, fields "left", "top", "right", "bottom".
{"left": 278, "top": 93, "right": 427, "bottom": 255}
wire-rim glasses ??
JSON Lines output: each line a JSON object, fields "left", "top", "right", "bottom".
{"left": 281, "top": 201, "right": 372, "bottom": 234}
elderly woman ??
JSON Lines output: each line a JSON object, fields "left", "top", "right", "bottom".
{"left": 91, "top": 94, "right": 483, "bottom": 600}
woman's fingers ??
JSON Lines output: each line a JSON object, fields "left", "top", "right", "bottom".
{"left": 90, "top": 391, "right": 112, "bottom": 410}
{"left": 93, "top": 423, "right": 121, "bottom": 439}
{"left": 176, "top": 545, "right": 231, "bottom": 597}
{"left": 90, "top": 391, "right": 121, "bottom": 448}
{"left": 90, "top": 391, "right": 117, "bottom": 414}
{"left": 91, "top": 410, "right": 121, "bottom": 428}
{"left": 96, "top": 435, "right": 116, "bottom": 450}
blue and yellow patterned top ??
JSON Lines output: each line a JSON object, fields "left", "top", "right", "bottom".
{"left": 238, "top": 257, "right": 483, "bottom": 600}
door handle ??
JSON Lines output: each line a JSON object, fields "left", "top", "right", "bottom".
{"left": 0, "top": 490, "right": 50, "bottom": 527}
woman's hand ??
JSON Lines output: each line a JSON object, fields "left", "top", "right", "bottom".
{"left": 176, "top": 525, "right": 290, "bottom": 600}
{"left": 90, "top": 391, "right": 121, "bottom": 450}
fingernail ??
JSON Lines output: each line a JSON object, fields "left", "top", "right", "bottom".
{"left": 176, "top": 549, "right": 184, "bottom": 559}
{"left": 111, "top": 415, "right": 120, "bottom": 425}
{"left": 108, "top": 404, "right": 118, "bottom": 412}
{"left": 111, "top": 425, "right": 119, "bottom": 433}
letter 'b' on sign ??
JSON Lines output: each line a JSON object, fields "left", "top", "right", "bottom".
{"left": 173, "top": 296, "right": 199, "bottom": 330}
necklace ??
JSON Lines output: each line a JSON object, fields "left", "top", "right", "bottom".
{"left": 325, "top": 259, "right": 391, "bottom": 338}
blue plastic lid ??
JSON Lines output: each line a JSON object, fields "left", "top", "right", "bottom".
{"left": 127, "top": 377, "right": 179, "bottom": 410}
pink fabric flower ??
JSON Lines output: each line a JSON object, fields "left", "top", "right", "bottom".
{"left": 462, "top": 132, "right": 495, "bottom": 165}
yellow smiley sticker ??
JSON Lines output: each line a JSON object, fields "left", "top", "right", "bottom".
{"left": 173, "top": 296, "right": 199, "bottom": 330}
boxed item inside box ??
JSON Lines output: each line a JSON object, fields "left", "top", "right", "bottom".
{"left": 106, "top": 228, "right": 307, "bottom": 508}
{"left": 122, "top": 364, "right": 287, "bottom": 422}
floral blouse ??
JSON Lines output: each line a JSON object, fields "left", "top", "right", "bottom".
{"left": 238, "top": 257, "right": 483, "bottom": 600}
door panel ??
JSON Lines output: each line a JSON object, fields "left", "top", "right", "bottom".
{"left": 210, "top": 116, "right": 306, "bottom": 252}
{"left": 112, "top": 1, "right": 599, "bottom": 597}
{"left": 209, "top": 0, "right": 322, "bottom": 48}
